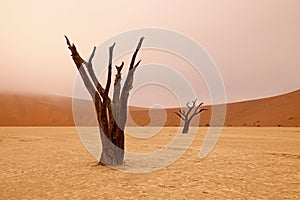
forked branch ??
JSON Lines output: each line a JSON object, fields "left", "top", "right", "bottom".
{"left": 104, "top": 43, "right": 116, "bottom": 96}
{"left": 176, "top": 99, "right": 207, "bottom": 122}
{"left": 175, "top": 99, "right": 207, "bottom": 133}
{"left": 130, "top": 37, "right": 145, "bottom": 70}
{"left": 85, "top": 46, "right": 105, "bottom": 96}
{"left": 120, "top": 37, "right": 145, "bottom": 103}
{"left": 65, "top": 36, "right": 99, "bottom": 101}
{"left": 175, "top": 111, "right": 186, "bottom": 121}
{"left": 113, "top": 62, "right": 124, "bottom": 104}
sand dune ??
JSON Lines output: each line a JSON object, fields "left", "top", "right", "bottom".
{"left": 167, "top": 89, "right": 300, "bottom": 127}
{"left": 0, "top": 90, "right": 299, "bottom": 126}
{"left": 0, "top": 93, "right": 74, "bottom": 126}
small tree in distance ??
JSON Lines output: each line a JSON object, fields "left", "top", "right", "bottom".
{"left": 65, "top": 36, "right": 144, "bottom": 166}
{"left": 175, "top": 99, "right": 207, "bottom": 133}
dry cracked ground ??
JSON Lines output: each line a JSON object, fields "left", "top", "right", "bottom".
{"left": 0, "top": 127, "right": 299, "bottom": 199}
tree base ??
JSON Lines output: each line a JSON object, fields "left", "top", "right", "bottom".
{"left": 99, "top": 128, "right": 124, "bottom": 166}
{"left": 182, "top": 123, "right": 189, "bottom": 133}
{"left": 99, "top": 149, "right": 124, "bottom": 166}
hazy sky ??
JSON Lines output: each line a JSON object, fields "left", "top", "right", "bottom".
{"left": 0, "top": 0, "right": 299, "bottom": 104}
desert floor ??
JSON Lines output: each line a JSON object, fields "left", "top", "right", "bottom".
{"left": 0, "top": 127, "right": 299, "bottom": 199}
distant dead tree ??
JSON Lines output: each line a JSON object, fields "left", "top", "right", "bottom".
{"left": 65, "top": 36, "right": 144, "bottom": 165}
{"left": 175, "top": 99, "right": 207, "bottom": 133}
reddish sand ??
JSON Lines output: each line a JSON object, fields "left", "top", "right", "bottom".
{"left": 0, "top": 90, "right": 299, "bottom": 126}
{"left": 0, "top": 93, "right": 74, "bottom": 126}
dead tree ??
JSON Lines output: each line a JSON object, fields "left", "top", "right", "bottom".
{"left": 65, "top": 36, "right": 144, "bottom": 165}
{"left": 175, "top": 99, "right": 207, "bottom": 133}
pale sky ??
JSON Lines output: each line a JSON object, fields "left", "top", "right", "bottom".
{"left": 0, "top": 0, "right": 299, "bottom": 105}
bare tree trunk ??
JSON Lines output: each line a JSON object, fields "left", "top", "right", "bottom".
{"left": 99, "top": 126, "right": 124, "bottom": 165}
{"left": 65, "top": 36, "right": 144, "bottom": 165}
{"left": 182, "top": 120, "right": 190, "bottom": 133}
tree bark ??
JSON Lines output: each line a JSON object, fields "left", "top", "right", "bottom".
{"left": 99, "top": 126, "right": 124, "bottom": 165}
{"left": 65, "top": 36, "right": 144, "bottom": 165}
{"left": 182, "top": 120, "right": 190, "bottom": 133}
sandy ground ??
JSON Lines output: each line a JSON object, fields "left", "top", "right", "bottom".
{"left": 0, "top": 127, "right": 299, "bottom": 199}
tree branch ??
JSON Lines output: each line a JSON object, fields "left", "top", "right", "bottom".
{"left": 185, "top": 99, "right": 196, "bottom": 118}
{"left": 194, "top": 102, "right": 204, "bottom": 113}
{"left": 104, "top": 43, "right": 115, "bottom": 96}
{"left": 120, "top": 37, "right": 145, "bottom": 104}
{"left": 113, "top": 62, "right": 124, "bottom": 104}
{"left": 179, "top": 109, "right": 185, "bottom": 116}
{"left": 65, "top": 35, "right": 98, "bottom": 101}
{"left": 190, "top": 101, "right": 207, "bottom": 119}
{"left": 112, "top": 62, "right": 124, "bottom": 124}
{"left": 65, "top": 35, "right": 103, "bottom": 128}
{"left": 65, "top": 36, "right": 86, "bottom": 69}
{"left": 196, "top": 108, "right": 207, "bottom": 114}
{"left": 130, "top": 37, "right": 144, "bottom": 70}
{"left": 175, "top": 112, "right": 185, "bottom": 121}
{"left": 117, "top": 37, "right": 144, "bottom": 129}
{"left": 85, "top": 46, "right": 105, "bottom": 97}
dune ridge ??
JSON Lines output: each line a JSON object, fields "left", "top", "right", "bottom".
{"left": 0, "top": 90, "right": 299, "bottom": 127}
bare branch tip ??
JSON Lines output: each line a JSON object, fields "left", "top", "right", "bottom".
{"left": 64, "top": 35, "right": 71, "bottom": 46}
{"left": 134, "top": 59, "right": 142, "bottom": 68}
{"left": 136, "top": 37, "right": 145, "bottom": 48}
{"left": 115, "top": 61, "right": 124, "bottom": 72}
{"left": 116, "top": 62, "right": 123, "bottom": 67}
{"left": 110, "top": 42, "right": 116, "bottom": 49}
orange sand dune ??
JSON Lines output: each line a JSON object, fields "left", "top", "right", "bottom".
{"left": 129, "top": 90, "right": 300, "bottom": 127}
{"left": 0, "top": 94, "right": 74, "bottom": 126}
{"left": 0, "top": 90, "right": 299, "bottom": 126}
